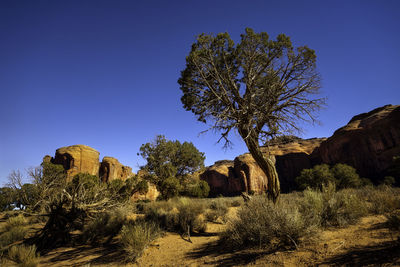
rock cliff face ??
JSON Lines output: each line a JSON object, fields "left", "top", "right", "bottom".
{"left": 201, "top": 104, "right": 400, "bottom": 195}
{"left": 51, "top": 145, "right": 100, "bottom": 181}
{"left": 99, "top": 157, "right": 133, "bottom": 183}
{"left": 201, "top": 138, "right": 325, "bottom": 195}
{"left": 318, "top": 105, "right": 400, "bottom": 182}
{"left": 131, "top": 182, "right": 160, "bottom": 201}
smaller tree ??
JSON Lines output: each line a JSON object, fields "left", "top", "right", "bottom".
{"left": 139, "top": 135, "right": 206, "bottom": 199}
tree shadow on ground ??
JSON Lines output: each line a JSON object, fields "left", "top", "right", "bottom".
{"left": 321, "top": 240, "right": 400, "bottom": 266}
{"left": 42, "top": 242, "right": 125, "bottom": 266}
{"left": 186, "top": 240, "right": 277, "bottom": 266}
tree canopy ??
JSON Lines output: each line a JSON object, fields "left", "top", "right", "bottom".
{"left": 179, "top": 28, "right": 325, "bottom": 202}
{"left": 139, "top": 135, "right": 206, "bottom": 199}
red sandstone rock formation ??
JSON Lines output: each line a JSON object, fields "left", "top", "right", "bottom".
{"left": 99, "top": 156, "right": 133, "bottom": 183}
{"left": 318, "top": 105, "right": 400, "bottom": 182}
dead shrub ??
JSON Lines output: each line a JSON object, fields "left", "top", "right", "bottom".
{"left": 359, "top": 186, "right": 400, "bottom": 214}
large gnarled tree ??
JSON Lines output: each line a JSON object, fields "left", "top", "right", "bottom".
{"left": 179, "top": 28, "right": 325, "bottom": 202}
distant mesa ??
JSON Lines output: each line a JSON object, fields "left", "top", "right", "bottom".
{"left": 201, "top": 104, "right": 400, "bottom": 196}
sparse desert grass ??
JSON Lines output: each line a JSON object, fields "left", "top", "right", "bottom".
{"left": 143, "top": 197, "right": 207, "bottom": 234}
{"left": 221, "top": 196, "right": 314, "bottom": 250}
{"left": 120, "top": 219, "right": 161, "bottom": 263}
{"left": 6, "top": 244, "right": 40, "bottom": 267}
{"left": 81, "top": 204, "right": 135, "bottom": 244}
{"left": 299, "top": 185, "right": 368, "bottom": 227}
{"left": 0, "top": 214, "right": 29, "bottom": 249}
{"left": 357, "top": 185, "right": 400, "bottom": 214}
{"left": 205, "top": 198, "right": 229, "bottom": 223}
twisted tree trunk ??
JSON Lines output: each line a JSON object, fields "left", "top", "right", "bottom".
{"left": 239, "top": 129, "right": 280, "bottom": 203}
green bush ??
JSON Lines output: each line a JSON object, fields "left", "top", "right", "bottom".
{"left": 0, "top": 215, "right": 29, "bottom": 248}
{"left": 120, "top": 220, "right": 161, "bottom": 263}
{"left": 296, "top": 164, "right": 334, "bottom": 190}
{"left": 7, "top": 244, "right": 40, "bottom": 267}
{"left": 296, "top": 163, "right": 362, "bottom": 190}
{"left": 221, "top": 196, "right": 313, "bottom": 250}
{"left": 382, "top": 176, "right": 396, "bottom": 186}
{"left": 159, "top": 177, "right": 181, "bottom": 200}
{"left": 185, "top": 180, "right": 210, "bottom": 198}
{"left": 331, "top": 163, "right": 362, "bottom": 189}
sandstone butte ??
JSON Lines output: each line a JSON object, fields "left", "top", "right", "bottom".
{"left": 201, "top": 104, "right": 400, "bottom": 196}
{"left": 43, "top": 144, "right": 159, "bottom": 201}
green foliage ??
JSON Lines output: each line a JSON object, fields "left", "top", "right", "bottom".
{"left": 0, "top": 215, "right": 29, "bottom": 249}
{"left": 0, "top": 187, "right": 16, "bottom": 211}
{"left": 179, "top": 28, "right": 324, "bottom": 202}
{"left": 331, "top": 163, "right": 362, "bottom": 189}
{"left": 382, "top": 176, "right": 396, "bottom": 186}
{"left": 120, "top": 220, "right": 161, "bottom": 263}
{"left": 7, "top": 244, "right": 40, "bottom": 267}
{"left": 296, "top": 164, "right": 334, "bottom": 190}
{"left": 139, "top": 135, "right": 205, "bottom": 199}
{"left": 184, "top": 180, "right": 210, "bottom": 198}
{"left": 159, "top": 177, "right": 181, "bottom": 200}
{"left": 296, "top": 163, "right": 363, "bottom": 190}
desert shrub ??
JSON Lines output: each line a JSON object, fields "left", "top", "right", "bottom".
{"left": 296, "top": 164, "right": 334, "bottom": 190}
{"left": 1, "top": 214, "right": 28, "bottom": 232}
{"left": 7, "top": 244, "right": 40, "bottom": 267}
{"left": 360, "top": 185, "right": 400, "bottom": 214}
{"left": 205, "top": 199, "right": 229, "bottom": 223}
{"left": 143, "top": 198, "right": 206, "bottom": 234}
{"left": 185, "top": 180, "right": 210, "bottom": 198}
{"left": 331, "top": 163, "right": 362, "bottom": 189}
{"left": 382, "top": 176, "right": 396, "bottom": 186}
{"left": 299, "top": 184, "right": 367, "bottom": 227}
{"left": 296, "top": 164, "right": 363, "bottom": 190}
{"left": 0, "top": 215, "right": 29, "bottom": 248}
{"left": 221, "top": 196, "right": 313, "bottom": 250}
{"left": 120, "top": 220, "right": 161, "bottom": 263}
{"left": 159, "top": 177, "right": 181, "bottom": 200}
{"left": 385, "top": 211, "right": 400, "bottom": 232}
{"left": 0, "top": 226, "right": 28, "bottom": 248}
{"left": 230, "top": 199, "right": 242, "bottom": 207}
{"left": 81, "top": 206, "right": 129, "bottom": 244}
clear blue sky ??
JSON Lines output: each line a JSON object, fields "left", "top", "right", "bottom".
{"left": 1, "top": 0, "right": 399, "bottom": 185}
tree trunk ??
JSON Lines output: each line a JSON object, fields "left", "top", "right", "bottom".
{"left": 239, "top": 129, "right": 280, "bottom": 203}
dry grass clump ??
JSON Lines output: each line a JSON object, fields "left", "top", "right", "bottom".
{"left": 6, "top": 244, "right": 40, "bottom": 267}
{"left": 357, "top": 185, "right": 400, "bottom": 214}
{"left": 221, "top": 196, "right": 314, "bottom": 250}
{"left": 205, "top": 199, "right": 229, "bottom": 223}
{"left": 143, "top": 197, "right": 206, "bottom": 234}
{"left": 120, "top": 219, "right": 161, "bottom": 263}
{"left": 300, "top": 185, "right": 368, "bottom": 227}
{"left": 0, "top": 214, "right": 29, "bottom": 248}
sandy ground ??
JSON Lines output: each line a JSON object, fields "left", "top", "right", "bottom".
{"left": 2, "top": 210, "right": 399, "bottom": 266}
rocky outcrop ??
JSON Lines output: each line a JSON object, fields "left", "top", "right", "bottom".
{"left": 100, "top": 157, "right": 133, "bottom": 183}
{"left": 318, "top": 105, "right": 400, "bottom": 182}
{"left": 50, "top": 145, "right": 100, "bottom": 181}
{"left": 131, "top": 182, "right": 160, "bottom": 201}
{"left": 201, "top": 104, "right": 400, "bottom": 195}
{"left": 201, "top": 138, "right": 325, "bottom": 195}
{"left": 200, "top": 160, "right": 241, "bottom": 196}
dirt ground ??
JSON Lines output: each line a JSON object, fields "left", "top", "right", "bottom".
{"left": 34, "top": 213, "right": 400, "bottom": 267}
